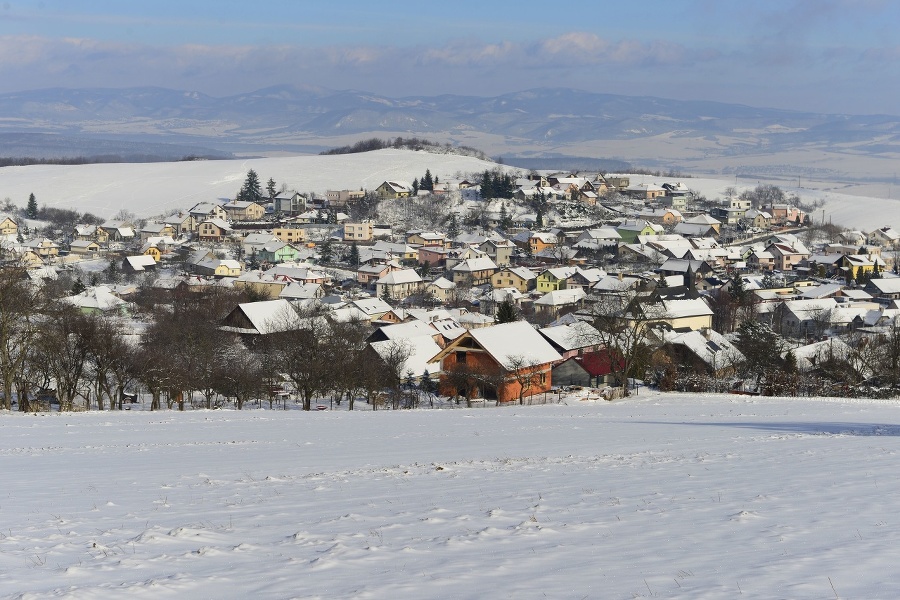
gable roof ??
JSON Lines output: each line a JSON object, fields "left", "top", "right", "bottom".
{"left": 223, "top": 299, "right": 304, "bottom": 335}
{"left": 371, "top": 336, "right": 444, "bottom": 376}
{"left": 538, "top": 321, "right": 601, "bottom": 352}
{"left": 377, "top": 268, "right": 423, "bottom": 285}
{"left": 427, "top": 276, "right": 456, "bottom": 290}
{"left": 662, "top": 298, "right": 714, "bottom": 319}
{"left": 534, "top": 288, "right": 587, "bottom": 306}
{"left": 452, "top": 257, "right": 498, "bottom": 272}
{"left": 63, "top": 286, "right": 126, "bottom": 311}
{"left": 124, "top": 255, "right": 157, "bottom": 271}
{"left": 431, "top": 321, "right": 562, "bottom": 370}
{"left": 661, "top": 328, "right": 744, "bottom": 370}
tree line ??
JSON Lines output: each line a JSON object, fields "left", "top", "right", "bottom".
{"left": 320, "top": 137, "right": 487, "bottom": 160}
{"left": 0, "top": 268, "right": 431, "bottom": 412}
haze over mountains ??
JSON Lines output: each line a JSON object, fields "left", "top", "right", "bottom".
{"left": 3, "top": 85, "right": 900, "bottom": 185}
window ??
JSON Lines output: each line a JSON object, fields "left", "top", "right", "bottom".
{"left": 456, "top": 351, "right": 467, "bottom": 364}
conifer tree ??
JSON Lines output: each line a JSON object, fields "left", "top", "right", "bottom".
{"left": 319, "top": 238, "right": 333, "bottom": 263}
{"left": 480, "top": 170, "right": 494, "bottom": 200}
{"left": 422, "top": 169, "right": 434, "bottom": 192}
{"left": 496, "top": 298, "right": 519, "bottom": 323}
{"left": 238, "top": 170, "right": 263, "bottom": 204}
{"left": 26, "top": 193, "right": 38, "bottom": 219}
{"left": 71, "top": 277, "right": 86, "bottom": 295}
{"left": 499, "top": 203, "right": 512, "bottom": 231}
{"left": 447, "top": 213, "right": 459, "bottom": 239}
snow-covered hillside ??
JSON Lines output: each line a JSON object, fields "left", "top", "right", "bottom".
{"left": 0, "top": 149, "right": 514, "bottom": 219}
{"left": 2, "top": 393, "right": 898, "bottom": 598}
{"left": 624, "top": 173, "right": 900, "bottom": 232}
{"left": 1, "top": 149, "right": 897, "bottom": 230}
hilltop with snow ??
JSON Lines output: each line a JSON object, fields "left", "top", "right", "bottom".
{"left": 0, "top": 148, "right": 896, "bottom": 229}
{"left": 0, "top": 149, "right": 515, "bottom": 219}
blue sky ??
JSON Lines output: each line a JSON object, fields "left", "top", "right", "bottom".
{"left": 1, "top": 0, "right": 898, "bottom": 114}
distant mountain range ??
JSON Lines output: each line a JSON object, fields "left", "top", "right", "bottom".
{"left": 2, "top": 85, "right": 900, "bottom": 180}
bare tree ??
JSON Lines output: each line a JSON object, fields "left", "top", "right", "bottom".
{"left": 215, "top": 343, "right": 266, "bottom": 409}
{"left": 372, "top": 340, "right": 413, "bottom": 409}
{"left": 0, "top": 265, "right": 45, "bottom": 410}
{"left": 582, "top": 288, "right": 661, "bottom": 394}
{"left": 34, "top": 305, "right": 95, "bottom": 411}
{"left": 265, "top": 307, "right": 332, "bottom": 411}
{"left": 505, "top": 354, "right": 541, "bottom": 404}
{"left": 84, "top": 316, "right": 126, "bottom": 410}
{"left": 326, "top": 318, "right": 371, "bottom": 410}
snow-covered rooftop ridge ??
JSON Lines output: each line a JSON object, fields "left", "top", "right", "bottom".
{"left": 468, "top": 321, "right": 562, "bottom": 369}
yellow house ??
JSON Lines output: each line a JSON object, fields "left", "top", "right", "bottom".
{"left": 375, "top": 181, "right": 413, "bottom": 200}
{"left": 70, "top": 240, "right": 101, "bottom": 256}
{"left": 837, "top": 254, "right": 880, "bottom": 280}
{"left": 0, "top": 216, "right": 18, "bottom": 236}
{"left": 425, "top": 277, "right": 456, "bottom": 302}
{"left": 223, "top": 201, "right": 265, "bottom": 222}
{"left": 163, "top": 213, "right": 196, "bottom": 236}
{"left": 198, "top": 219, "right": 233, "bottom": 242}
{"left": 652, "top": 299, "right": 714, "bottom": 331}
{"left": 196, "top": 258, "right": 243, "bottom": 278}
{"left": 491, "top": 267, "right": 537, "bottom": 293}
{"left": 273, "top": 225, "right": 307, "bottom": 245}
{"left": 74, "top": 225, "right": 109, "bottom": 245}
{"left": 407, "top": 231, "right": 447, "bottom": 248}
{"left": 142, "top": 245, "right": 162, "bottom": 262}
{"left": 25, "top": 238, "right": 59, "bottom": 259}
{"left": 18, "top": 249, "right": 44, "bottom": 268}
{"left": 344, "top": 222, "right": 374, "bottom": 242}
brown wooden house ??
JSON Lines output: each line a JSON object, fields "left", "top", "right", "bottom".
{"left": 429, "top": 321, "right": 561, "bottom": 403}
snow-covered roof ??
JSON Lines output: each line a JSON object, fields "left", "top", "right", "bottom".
{"left": 464, "top": 321, "right": 563, "bottom": 369}
{"left": 534, "top": 288, "right": 587, "bottom": 306}
{"left": 542, "top": 266, "right": 579, "bottom": 280}
{"left": 374, "top": 321, "right": 437, "bottom": 341}
{"left": 63, "top": 286, "right": 126, "bottom": 311}
{"left": 124, "top": 255, "right": 157, "bottom": 271}
{"left": 202, "top": 218, "right": 232, "bottom": 231}
{"left": 452, "top": 257, "right": 498, "bottom": 273}
{"left": 685, "top": 214, "right": 721, "bottom": 226}
{"left": 377, "top": 269, "right": 423, "bottom": 285}
{"left": 427, "top": 276, "right": 456, "bottom": 290}
{"left": 371, "top": 335, "right": 444, "bottom": 376}
{"left": 279, "top": 282, "right": 322, "bottom": 300}
{"left": 662, "top": 328, "right": 744, "bottom": 370}
{"left": 866, "top": 278, "right": 900, "bottom": 295}
{"left": 229, "top": 299, "right": 304, "bottom": 335}
{"left": 351, "top": 297, "right": 393, "bottom": 316}
{"left": 786, "top": 339, "right": 854, "bottom": 372}
{"left": 662, "top": 298, "right": 714, "bottom": 319}
{"left": 538, "top": 321, "right": 601, "bottom": 352}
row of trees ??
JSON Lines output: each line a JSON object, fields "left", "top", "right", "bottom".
{"left": 0, "top": 267, "right": 424, "bottom": 412}
{"left": 412, "top": 169, "right": 437, "bottom": 195}
{"left": 480, "top": 170, "right": 516, "bottom": 200}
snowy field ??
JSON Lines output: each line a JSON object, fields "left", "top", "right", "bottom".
{"left": 1, "top": 148, "right": 899, "bottom": 230}
{"left": 623, "top": 173, "right": 900, "bottom": 232}
{"left": 2, "top": 392, "right": 899, "bottom": 599}
{"left": 0, "top": 150, "right": 511, "bottom": 220}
